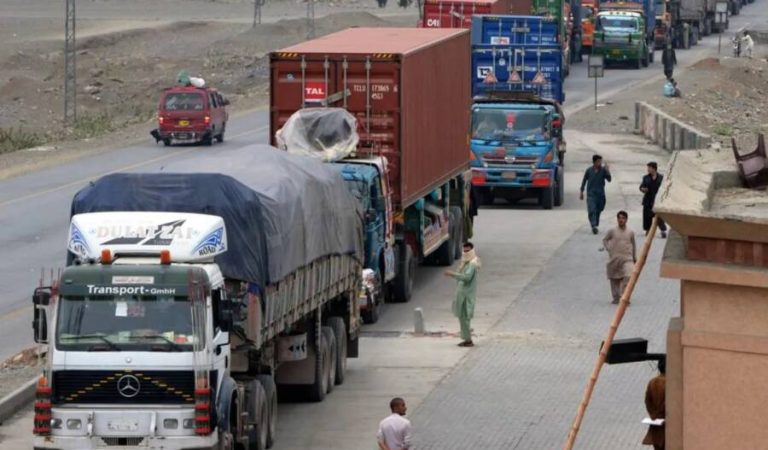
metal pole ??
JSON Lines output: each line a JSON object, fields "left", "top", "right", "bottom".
{"left": 64, "top": 0, "right": 77, "bottom": 125}
{"left": 718, "top": 33, "right": 722, "bottom": 55}
{"left": 306, "top": 0, "right": 315, "bottom": 40}
{"left": 594, "top": 77, "right": 598, "bottom": 111}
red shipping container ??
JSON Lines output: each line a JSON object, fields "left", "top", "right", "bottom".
{"left": 421, "top": 0, "right": 513, "bottom": 28}
{"left": 270, "top": 28, "right": 471, "bottom": 209}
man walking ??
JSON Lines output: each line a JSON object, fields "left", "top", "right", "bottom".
{"left": 377, "top": 398, "right": 412, "bottom": 450}
{"left": 642, "top": 359, "right": 666, "bottom": 450}
{"left": 661, "top": 42, "right": 677, "bottom": 80}
{"left": 445, "top": 242, "right": 480, "bottom": 347}
{"left": 580, "top": 154, "right": 612, "bottom": 234}
{"left": 602, "top": 211, "right": 636, "bottom": 304}
{"left": 640, "top": 161, "right": 668, "bottom": 238}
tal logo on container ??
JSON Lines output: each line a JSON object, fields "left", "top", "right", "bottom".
{"left": 304, "top": 82, "right": 326, "bottom": 103}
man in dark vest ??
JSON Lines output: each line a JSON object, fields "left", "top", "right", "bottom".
{"left": 639, "top": 161, "right": 668, "bottom": 238}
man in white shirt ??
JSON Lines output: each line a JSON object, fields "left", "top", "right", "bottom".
{"left": 377, "top": 397, "right": 412, "bottom": 450}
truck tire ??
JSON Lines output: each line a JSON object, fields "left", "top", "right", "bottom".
{"left": 433, "top": 225, "right": 455, "bottom": 267}
{"left": 637, "top": 54, "right": 643, "bottom": 69}
{"left": 540, "top": 186, "right": 554, "bottom": 210}
{"left": 255, "top": 375, "right": 277, "bottom": 449}
{"left": 392, "top": 244, "right": 415, "bottom": 303}
{"left": 327, "top": 316, "right": 347, "bottom": 385}
{"left": 321, "top": 327, "right": 336, "bottom": 394}
{"left": 450, "top": 206, "right": 464, "bottom": 259}
{"left": 308, "top": 331, "right": 328, "bottom": 402}
{"left": 361, "top": 289, "right": 380, "bottom": 324}
{"left": 245, "top": 380, "right": 268, "bottom": 450}
{"left": 554, "top": 168, "right": 565, "bottom": 207}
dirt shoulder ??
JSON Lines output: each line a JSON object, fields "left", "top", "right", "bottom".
{"left": 568, "top": 54, "right": 768, "bottom": 150}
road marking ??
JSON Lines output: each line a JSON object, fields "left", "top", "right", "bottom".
{"left": 0, "top": 125, "right": 269, "bottom": 209}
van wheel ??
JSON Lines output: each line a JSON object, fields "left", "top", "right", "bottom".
{"left": 163, "top": 139, "right": 171, "bottom": 147}
{"left": 202, "top": 132, "right": 213, "bottom": 146}
{"left": 328, "top": 317, "right": 347, "bottom": 385}
{"left": 217, "top": 123, "right": 226, "bottom": 143}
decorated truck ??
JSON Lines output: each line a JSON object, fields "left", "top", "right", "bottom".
{"left": 469, "top": 15, "right": 566, "bottom": 209}
{"left": 592, "top": 0, "right": 656, "bottom": 68}
{"left": 31, "top": 146, "right": 363, "bottom": 450}
{"left": 270, "top": 28, "right": 473, "bottom": 318}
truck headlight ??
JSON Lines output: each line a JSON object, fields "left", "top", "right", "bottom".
{"left": 66, "top": 419, "right": 82, "bottom": 430}
{"left": 163, "top": 418, "right": 179, "bottom": 429}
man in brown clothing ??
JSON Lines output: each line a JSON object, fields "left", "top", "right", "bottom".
{"left": 643, "top": 359, "right": 666, "bottom": 450}
{"left": 602, "top": 210, "right": 636, "bottom": 304}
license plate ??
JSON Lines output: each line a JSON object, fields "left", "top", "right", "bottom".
{"left": 178, "top": 120, "right": 189, "bottom": 126}
{"left": 107, "top": 418, "right": 139, "bottom": 432}
{"left": 176, "top": 133, "right": 190, "bottom": 140}
{"left": 612, "top": 49, "right": 621, "bottom": 55}
{"left": 502, "top": 172, "right": 517, "bottom": 180}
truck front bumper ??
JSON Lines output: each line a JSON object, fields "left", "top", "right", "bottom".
{"left": 34, "top": 407, "right": 217, "bottom": 450}
{"left": 593, "top": 46, "right": 642, "bottom": 61}
{"left": 471, "top": 167, "right": 552, "bottom": 189}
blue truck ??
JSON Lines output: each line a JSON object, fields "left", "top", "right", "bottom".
{"left": 469, "top": 15, "right": 566, "bottom": 209}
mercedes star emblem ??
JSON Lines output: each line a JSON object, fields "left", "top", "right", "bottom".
{"left": 117, "top": 374, "right": 141, "bottom": 398}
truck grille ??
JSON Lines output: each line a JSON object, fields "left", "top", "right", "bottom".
{"left": 482, "top": 155, "right": 539, "bottom": 165}
{"left": 52, "top": 370, "right": 216, "bottom": 405}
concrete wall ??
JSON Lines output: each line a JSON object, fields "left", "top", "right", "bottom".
{"left": 634, "top": 101, "right": 711, "bottom": 152}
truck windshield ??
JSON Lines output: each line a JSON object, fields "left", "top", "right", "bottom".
{"left": 57, "top": 294, "right": 200, "bottom": 351}
{"left": 164, "top": 92, "right": 204, "bottom": 111}
{"left": 472, "top": 109, "right": 548, "bottom": 142}
{"left": 598, "top": 16, "right": 639, "bottom": 31}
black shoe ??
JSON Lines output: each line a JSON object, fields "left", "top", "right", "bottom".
{"left": 592, "top": 226, "right": 598, "bottom": 235}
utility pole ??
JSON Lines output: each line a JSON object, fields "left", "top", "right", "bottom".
{"left": 306, "top": 0, "right": 315, "bottom": 40}
{"left": 64, "top": 0, "right": 77, "bottom": 125}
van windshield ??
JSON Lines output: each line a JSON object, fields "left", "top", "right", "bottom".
{"left": 164, "top": 92, "right": 205, "bottom": 111}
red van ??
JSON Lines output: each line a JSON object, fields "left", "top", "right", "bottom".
{"left": 151, "top": 85, "right": 229, "bottom": 146}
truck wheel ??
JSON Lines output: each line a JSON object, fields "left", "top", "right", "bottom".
{"left": 327, "top": 317, "right": 347, "bottom": 385}
{"left": 450, "top": 206, "right": 464, "bottom": 259}
{"left": 308, "top": 331, "right": 328, "bottom": 402}
{"left": 255, "top": 375, "right": 277, "bottom": 449}
{"left": 321, "top": 327, "right": 336, "bottom": 394}
{"left": 245, "top": 380, "right": 268, "bottom": 450}
{"left": 433, "top": 225, "right": 455, "bottom": 267}
{"left": 392, "top": 244, "right": 415, "bottom": 303}
{"left": 540, "top": 186, "right": 554, "bottom": 210}
{"left": 554, "top": 168, "right": 565, "bottom": 207}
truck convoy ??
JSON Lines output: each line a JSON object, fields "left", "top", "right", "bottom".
{"left": 469, "top": 15, "right": 566, "bottom": 209}
{"left": 592, "top": 0, "right": 656, "bottom": 68}
{"left": 269, "top": 28, "right": 473, "bottom": 318}
{"left": 32, "top": 147, "right": 364, "bottom": 450}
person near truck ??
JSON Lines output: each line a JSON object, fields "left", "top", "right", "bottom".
{"left": 640, "top": 161, "right": 668, "bottom": 239}
{"left": 642, "top": 359, "right": 666, "bottom": 450}
{"left": 742, "top": 31, "right": 755, "bottom": 59}
{"left": 580, "top": 154, "right": 612, "bottom": 235}
{"left": 445, "top": 242, "right": 480, "bottom": 347}
{"left": 602, "top": 211, "right": 636, "bottom": 305}
{"left": 661, "top": 43, "right": 677, "bottom": 80}
{"left": 377, "top": 397, "right": 412, "bottom": 450}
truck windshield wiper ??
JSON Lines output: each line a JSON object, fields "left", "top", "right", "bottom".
{"left": 61, "top": 334, "right": 120, "bottom": 351}
{"left": 126, "top": 334, "right": 185, "bottom": 351}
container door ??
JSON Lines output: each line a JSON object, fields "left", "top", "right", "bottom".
{"left": 474, "top": 15, "right": 560, "bottom": 45}
{"left": 472, "top": 45, "right": 563, "bottom": 102}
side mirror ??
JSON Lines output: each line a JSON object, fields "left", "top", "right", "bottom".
{"left": 32, "top": 287, "right": 51, "bottom": 343}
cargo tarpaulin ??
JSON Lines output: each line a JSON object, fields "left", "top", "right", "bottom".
{"left": 276, "top": 108, "right": 359, "bottom": 162}
{"left": 70, "top": 145, "right": 363, "bottom": 286}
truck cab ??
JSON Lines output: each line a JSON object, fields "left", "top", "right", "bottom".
{"left": 469, "top": 97, "right": 565, "bottom": 209}
{"left": 34, "top": 212, "right": 233, "bottom": 450}
{"left": 593, "top": 7, "right": 655, "bottom": 68}
{"left": 330, "top": 158, "right": 396, "bottom": 324}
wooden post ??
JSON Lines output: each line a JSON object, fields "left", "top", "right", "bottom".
{"left": 563, "top": 217, "right": 659, "bottom": 450}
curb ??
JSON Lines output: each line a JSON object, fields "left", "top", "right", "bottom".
{"left": 0, "top": 377, "right": 38, "bottom": 425}
{"left": 634, "top": 101, "right": 712, "bottom": 151}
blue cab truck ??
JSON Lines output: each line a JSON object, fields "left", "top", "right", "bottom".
{"left": 470, "top": 15, "right": 567, "bottom": 209}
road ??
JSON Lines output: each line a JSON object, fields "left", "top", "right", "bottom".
{"left": 0, "top": 2, "right": 766, "bottom": 447}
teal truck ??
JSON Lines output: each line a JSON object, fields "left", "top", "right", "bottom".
{"left": 593, "top": 0, "right": 656, "bottom": 68}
